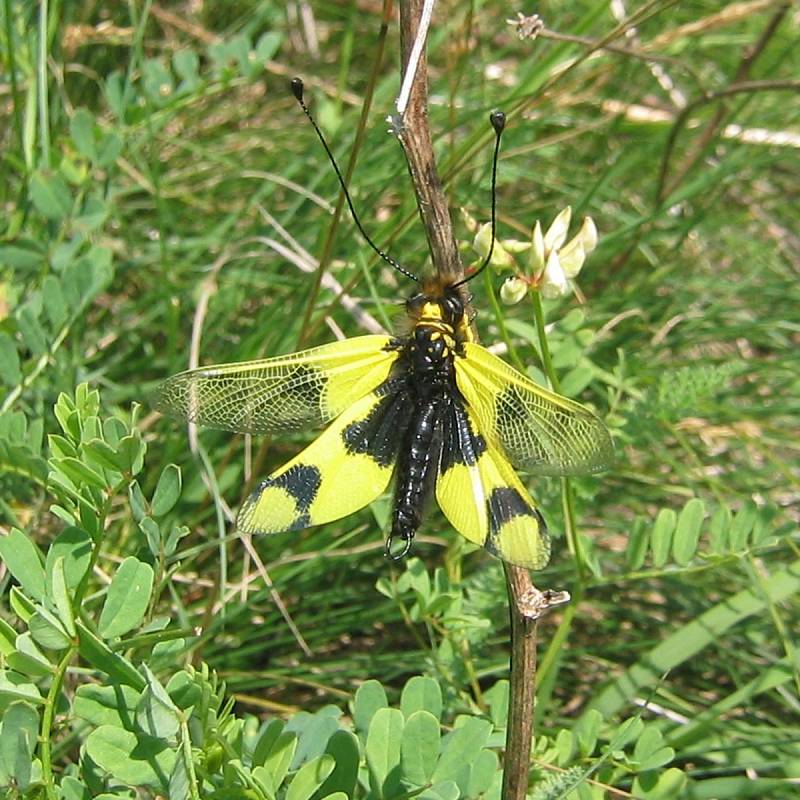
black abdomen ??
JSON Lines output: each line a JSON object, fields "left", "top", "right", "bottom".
{"left": 388, "top": 326, "right": 454, "bottom": 558}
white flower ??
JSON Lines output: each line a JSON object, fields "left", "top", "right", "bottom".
{"left": 529, "top": 208, "right": 598, "bottom": 297}
{"left": 465, "top": 205, "right": 598, "bottom": 300}
{"left": 541, "top": 250, "right": 569, "bottom": 299}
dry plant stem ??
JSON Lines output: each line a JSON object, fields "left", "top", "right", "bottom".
{"left": 503, "top": 566, "right": 539, "bottom": 800}
{"left": 396, "top": 2, "right": 541, "bottom": 797}
{"left": 657, "top": 1, "right": 793, "bottom": 202}
{"left": 656, "top": 78, "right": 800, "bottom": 203}
{"left": 397, "top": 0, "right": 461, "bottom": 281}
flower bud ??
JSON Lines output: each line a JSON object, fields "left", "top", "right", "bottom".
{"left": 529, "top": 220, "right": 546, "bottom": 276}
{"left": 500, "top": 276, "right": 529, "bottom": 305}
{"left": 579, "top": 216, "right": 598, "bottom": 253}
{"left": 473, "top": 223, "right": 516, "bottom": 269}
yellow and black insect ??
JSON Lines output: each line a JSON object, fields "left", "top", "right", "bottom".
{"left": 155, "top": 79, "right": 612, "bottom": 569}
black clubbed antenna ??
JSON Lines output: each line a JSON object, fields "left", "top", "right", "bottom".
{"left": 453, "top": 110, "right": 506, "bottom": 288}
{"left": 290, "top": 78, "right": 419, "bottom": 283}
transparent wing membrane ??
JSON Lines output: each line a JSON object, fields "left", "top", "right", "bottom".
{"left": 456, "top": 342, "right": 613, "bottom": 476}
{"left": 154, "top": 335, "right": 396, "bottom": 435}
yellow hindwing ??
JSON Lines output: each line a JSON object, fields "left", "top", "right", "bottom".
{"left": 238, "top": 383, "right": 404, "bottom": 534}
{"left": 435, "top": 403, "right": 550, "bottom": 569}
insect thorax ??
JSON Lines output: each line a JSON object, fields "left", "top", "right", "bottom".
{"left": 404, "top": 283, "right": 474, "bottom": 368}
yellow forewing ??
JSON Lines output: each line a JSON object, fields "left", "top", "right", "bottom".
{"left": 456, "top": 342, "right": 613, "bottom": 475}
{"left": 237, "top": 389, "right": 396, "bottom": 534}
{"left": 435, "top": 406, "right": 550, "bottom": 569}
{"left": 154, "top": 335, "right": 397, "bottom": 434}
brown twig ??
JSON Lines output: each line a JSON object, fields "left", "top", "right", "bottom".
{"left": 395, "top": 3, "right": 570, "bottom": 797}
{"left": 656, "top": 78, "right": 800, "bottom": 203}
{"left": 656, "top": 1, "right": 793, "bottom": 203}
{"left": 396, "top": 0, "right": 460, "bottom": 283}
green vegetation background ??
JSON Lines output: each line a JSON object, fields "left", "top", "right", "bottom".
{"left": 1, "top": 1, "right": 798, "bottom": 798}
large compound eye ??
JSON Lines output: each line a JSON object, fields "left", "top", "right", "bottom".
{"left": 442, "top": 292, "right": 463, "bottom": 322}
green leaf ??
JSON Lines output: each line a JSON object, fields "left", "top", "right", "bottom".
{"left": 587, "top": 559, "right": 800, "bottom": 719}
{"left": 168, "top": 749, "right": 191, "bottom": 800}
{"left": 8, "top": 632, "right": 52, "bottom": 677}
{"left": 264, "top": 731, "right": 297, "bottom": 789}
{"left": 83, "top": 438, "right": 126, "bottom": 472}
{"left": 709, "top": 505, "right": 731, "bottom": 553}
{"left": 254, "top": 31, "right": 282, "bottom": 63}
{"left": 116, "top": 432, "right": 146, "bottom": 475}
{"left": 129, "top": 480, "right": 147, "bottom": 522}
{"left": 74, "top": 683, "right": 140, "bottom": 727}
{"left": 151, "top": 464, "right": 182, "bottom": 516}
{"left": 50, "top": 556, "right": 77, "bottom": 637}
{"left": 626, "top": 517, "right": 649, "bottom": 570}
{"left": 85, "top": 726, "right": 176, "bottom": 790}
{"left": 0, "top": 242, "right": 46, "bottom": 271}
{"left": 0, "top": 701, "right": 40, "bottom": 789}
{"left": 29, "top": 606, "right": 71, "bottom": 650}
{"left": 400, "top": 710, "right": 440, "bottom": 785}
{"left": 41, "top": 274, "right": 68, "bottom": 330}
{"left": 0, "top": 670, "right": 43, "bottom": 707}
{"left": 74, "top": 194, "right": 109, "bottom": 232}
{"left": 318, "top": 730, "right": 359, "bottom": 798}
{"left": 285, "top": 708, "right": 340, "bottom": 768}
{"left": 30, "top": 170, "right": 73, "bottom": 219}
{"left": 98, "top": 557, "right": 154, "bottom": 639}
{"left": 730, "top": 500, "right": 758, "bottom": 551}
{"left": 400, "top": 675, "right": 442, "bottom": 720}
{"left": 0, "top": 618, "right": 16, "bottom": 657}
{"left": 58, "top": 775, "right": 91, "bottom": 800}
{"left": 0, "top": 528, "right": 45, "bottom": 600}
{"left": 17, "top": 304, "right": 47, "bottom": 356}
{"left": 96, "top": 131, "right": 123, "bottom": 168}
{"left": 632, "top": 767, "right": 686, "bottom": 798}
{"left": 353, "top": 679, "right": 388, "bottom": 734}
{"left": 365, "top": 707, "right": 404, "bottom": 797}
{"left": 70, "top": 108, "right": 98, "bottom": 160}
{"left": 673, "top": 498, "right": 705, "bottom": 565}
{"left": 432, "top": 717, "right": 492, "bottom": 787}
{"left": 53, "top": 456, "right": 107, "bottom": 489}
{"left": 285, "top": 754, "right": 335, "bottom": 800}
{"left": 633, "top": 727, "right": 674, "bottom": 770}
{"left": 484, "top": 680, "right": 509, "bottom": 728}
{"left": 252, "top": 719, "right": 286, "bottom": 767}
{"left": 76, "top": 622, "right": 145, "bottom": 690}
{"left": 45, "top": 526, "right": 93, "bottom": 591}
{"left": 0, "top": 332, "right": 22, "bottom": 385}
{"left": 573, "top": 708, "right": 602, "bottom": 757}
{"left": 554, "top": 729, "right": 575, "bottom": 766}
{"left": 465, "top": 748, "right": 498, "bottom": 797}
{"left": 139, "top": 516, "right": 161, "bottom": 555}
{"left": 651, "top": 508, "right": 676, "bottom": 567}
{"left": 137, "top": 665, "right": 181, "bottom": 740}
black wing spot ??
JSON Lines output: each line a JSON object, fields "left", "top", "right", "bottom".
{"left": 341, "top": 384, "right": 413, "bottom": 467}
{"left": 485, "top": 487, "right": 548, "bottom": 560}
{"left": 262, "top": 464, "right": 322, "bottom": 525}
{"left": 487, "top": 487, "right": 545, "bottom": 535}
